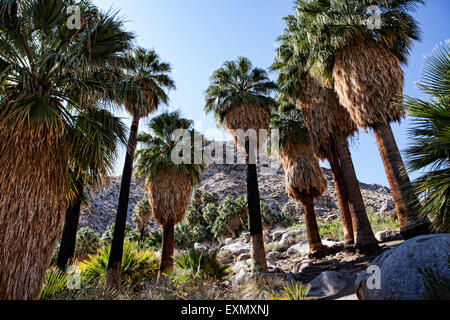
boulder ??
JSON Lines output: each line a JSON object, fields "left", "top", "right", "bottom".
{"left": 279, "top": 230, "right": 304, "bottom": 247}
{"left": 231, "top": 269, "right": 252, "bottom": 288}
{"left": 378, "top": 199, "right": 395, "bottom": 215}
{"left": 308, "top": 271, "right": 347, "bottom": 297}
{"left": 237, "top": 253, "right": 251, "bottom": 262}
{"left": 194, "top": 243, "right": 208, "bottom": 252}
{"left": 375, "top": 230, "right": 402, "bottom": 242}
{"left": 355, "top": 234, "right": 450, "bottom": 300}
{"left": 220, "top": 242, "right": 250, "bottom": 256}
{"left": 272, "top": 230, "right": 286, "bottom": 242}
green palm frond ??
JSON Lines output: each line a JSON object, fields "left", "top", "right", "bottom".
{"left": 204, "top": 56, "right": 278, "bottom": 126}
{"left": 404, "top": 41, "right": 450, "bottom": 232}
{"left": 135, "top": 111, "right": 204, "bottom": 186}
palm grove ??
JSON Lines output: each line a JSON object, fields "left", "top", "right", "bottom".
{"left": 0, "top": 0, "right": 448, "bottom": 300}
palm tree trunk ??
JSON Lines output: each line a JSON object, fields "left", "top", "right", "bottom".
{"left": 158, "top": 223, "right": 175, "bottom": 280}
{"left": 334, "top": 137, "right": 380, "bottom": 253}
{"left": 327, "top": 146, "right": 355, "bottom": 248}
{"left": 373, "top": 123, "right": 431, "bottom": 239}
{"left": 106, "top": 115, "right": 140, "bottom": 288}
{"left": 245, "top": 141, "right": 268, "bottom": 272}
{"left": 57, "top": 178, "right": 84, "bottom": 271}
{"left": 302, "top": 197, "right": 325, "bottom": 258}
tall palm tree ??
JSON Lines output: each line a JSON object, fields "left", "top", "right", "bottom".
{"left": 404, "top": 41, "right": 450, "bottom": 233}
{"left": 133, "top": 198, "right": 153, "bottom": 241}
{"left": 57, "top": 108, "right": 128, "bottom": 271}
{"left": 135, "top": 111, "right": 203, "bottom": 279}
{"left": 294, "top": 0, "right": 430, "bottom": 239}
{"left": 271, "top": 106, "right": 327, "bottom": 258}
{"left": 204, "top": 57, "right": 278, "bottom": 272}
{"left": 0, "top": 0, "right": 133, "bottom": 300}
{"left": 106, "top": 48, "right": 175, "bottom": 288}
{"left": 272, "top": 17, "right": 378, "bottom": 252}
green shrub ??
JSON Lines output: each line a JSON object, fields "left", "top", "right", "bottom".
{"left": 185, "top": 205, "right": 203, "bottom": 227}
{"left": 40, "top": 267, "right": 70, "bottom": 300}
{"left": 75, "top": 227, "right": 101, "bottom": 258}
{"left": 78, "top": 242, "right": 159, "bottom": 285}
{"left": 193, "top": 224, "right": 214, "bottom": 243}
{"left": 170, "top": 249, "right": 229, "bottom": 285}
{"left": 203, "top": 203, "right": 219, "bottom": 224}
{"left": 212, "top": 216, "right": 230, "bottom": 239}
{"left": 202, "top": 192, "right": 220, "bottom": 205}
{"left": 175, "top": 222, "right": 196, "bottom": 249}
{"left": 275, "top": 211, "right": 297, "bottom": 228}
{"left": 219, "top": 196, "right": 242, "bottom": 219}
{"left": 140, "top": 230, "right": 163, "bottom": 251}
{"left": 100, "top": 223, "right": 133, "bottom": 245}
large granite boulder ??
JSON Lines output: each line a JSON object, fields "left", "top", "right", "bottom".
{"left": 355, "top": 234, "right": 450, "bottom": 300}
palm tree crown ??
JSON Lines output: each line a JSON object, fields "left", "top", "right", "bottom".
{"left": 118, "top": 48, "right": 175, "bottom": 118}
{"left": 135, "top": 110, "right": 203, "bottom": 188}
{"left": 204, "top": 56, "right": 278, "bottom": 127}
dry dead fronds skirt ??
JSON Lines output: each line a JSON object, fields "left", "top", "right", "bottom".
{"left": 296, "top": 72, "right": 356, "bottom": 160}
{"left": 224, "top": 104, "right": 270, "bottom": 150}
{"left": 333, "top": 40, "right": 405, "bottom": 129}
{"left": 280, "top": 137, "right": 327, "bottom": 204}
{"left": 0, "top": 124, "right": 69, "bottom": 300}
{"left": 147, "top": 169, "right": 192, "bottom": 226}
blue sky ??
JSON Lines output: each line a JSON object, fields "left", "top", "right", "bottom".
{"left": 93, "top": 0, "right": 450, "bottom": 187}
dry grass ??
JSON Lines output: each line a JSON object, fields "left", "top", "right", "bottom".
{"left": 333, "top": 40, "right": 405, "bottom": 129}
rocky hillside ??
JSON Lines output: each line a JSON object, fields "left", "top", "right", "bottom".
{"left": 79, "top": 147, "right": 394, "bottom": 234}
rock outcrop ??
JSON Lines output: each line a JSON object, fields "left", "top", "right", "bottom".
{"left": 79, "top": 145, "right": 394, "bottom": 234}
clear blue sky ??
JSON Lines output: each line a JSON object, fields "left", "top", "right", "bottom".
{"left": 93, "top": 0, "right": 450, "bottom": 187}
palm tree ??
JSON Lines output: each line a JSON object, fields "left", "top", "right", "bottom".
{"left": 0, "top": 0, "right": 133, "bottom": 300}
{"left": 272, "top": 17, "right": 378, "bottom": 252}
{"left": 294, "top": 0, "right": 430, "bottom": 239}
{"left": 133, "top": 198, "right": 153, "bottom": 241}
{"left": 403, "top": 41, "right": 450, "bottom": 233}
{"left": 204, "top": 57, "right": 278, "bottom": 272}
{"left": 106, "top": 48, "right": 175, "bottom": 288}
{"left": 271, "top": 106, "right": 327, "bottom": 258}
{"left": 135, "top": 111, "right": 203, "bottom": 279}
{"left": 57, "top": 108, "right": 128, "bottom": 271}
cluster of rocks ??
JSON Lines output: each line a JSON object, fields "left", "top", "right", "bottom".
{"left": 79, "top": 144, "right": 395, "bottom": 234}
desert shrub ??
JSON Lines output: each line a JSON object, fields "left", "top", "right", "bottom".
{"left": 185, "top": 205, "right": 203, "bottom": 227}
{"left": 78, "top": 242, "right": 159, "bottom": 285}
{"left": 40, "top": 267, "right": 70, "bottom": 300}
{"left": 219, "top": 196, "right": 242, "bottom": 219}
{"left": 275, "top": 211, "right": 297, "bottom": 228}
{"left": 270, "top": 282, "right": 310, "bottom": 300}
{"left": 318, "top": 220, "right": 343, "bottom": 241}
{"left": 212, "top": 216, "right": 230, "bottom": 239}
{"left": 101, "top": 223, "right": 133, "bottom": 245}
{"left": 203, "top": 203, "right": 219, "bottom": 224}
{"left": 75, "top": 227, "right": 101, "bottom": 258}
{"left": 261, "top": 202, "right": 277, "bottom": 229}
{"left": 139, "top": 230, "right": 163, "bottom": 251}
{"left": 170, "top": 249, "right": 229, "bottom": 285}
{"left": 192, "top": 225, "right": 214, "bottom": 243}
{"left": 175, "top": 222, "right": 196, "bottom": 249}
{"left": 202, "top": 191, "right": 220, "bottom": 205}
